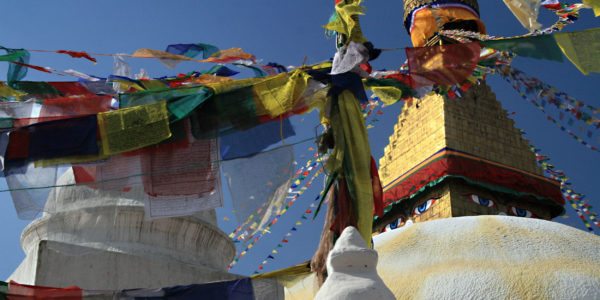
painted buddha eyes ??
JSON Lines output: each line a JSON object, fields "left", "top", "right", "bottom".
{"left": 470, "top": 194, "right": 495, "bottom": 207}
{"left": 413, "top": 199, "right": 437, "bottom": 216}
{"left": 384, "top": 218, "right": 403, "bottom": 232}
{"left": 510, "top": 207, "right": 536, "bottom": 218}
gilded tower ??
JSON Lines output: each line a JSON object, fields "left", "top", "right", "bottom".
{"left": 374, "top": 0, "right": 565, "bottom": 230}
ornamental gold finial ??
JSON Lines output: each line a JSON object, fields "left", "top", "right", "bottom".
{"left": 402, "top": 0, "right": 480, "bottom": 23}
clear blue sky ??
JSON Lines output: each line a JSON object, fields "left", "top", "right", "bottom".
{"left": 0, "top": 0, "right": 598, "bottom": 280}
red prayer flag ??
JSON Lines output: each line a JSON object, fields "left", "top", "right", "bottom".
{"left": 141, "top": 136, "right": 217, "bottom": 197}
{"left": 8, "top": 281, "right": 82, "bottom": 299}
{"left": 11, "top": 62, "right": 51, "bottom": 74}
{"left": 407, "top": 42, "right": 481, "bottom": 87}
{"left": 56, "top": 50, "right": 97, "bottom": 63}
{"left": 14, "top": 95, "right": 112, "bottom": 127}
{"left": 371, "top": 156, "right": 384, "bottom": 218}
{"left": 47, "top": 82, "right": 93, "bottom": 96}
{"left": 5, "top": 129, "right": 30, "bottom": 160}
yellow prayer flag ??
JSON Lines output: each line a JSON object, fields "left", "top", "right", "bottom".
{"left": 253, "top": 70, "right": 310, "bottom": 117}
{"left": 370, "top": 86, "right": 403, "bottom": 106}
{"left": 324, "top": 0, "right": 367, "bottom": 43}
{"left": 583, "top": 0, "right": 600, "bottom": 16}
{"left": 554, "top": 28, "right": 600, "bottom": 75}
{"left": 200, "top": 48, "right": 255, "bottom": 63}
{"left": 0, "top": 82, "right": 25, "bottom": 99}
{"left": 97, "top": 101, "right": 171, "bottom": 155}
{"left": 132, "top": 48, "right": 194, "bottom": 61}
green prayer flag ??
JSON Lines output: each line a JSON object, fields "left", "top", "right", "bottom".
{"left": 119, "top": 85, "right": 208, "bottom": 108}
{"left": 167, "top": 88, "right": 213, "bottom": 121}
{"left": 554, "top": 28, "right": 600, "bottom": 75}
{"left": 0, "top": 46, "right": 30, "bottom": 86}
{"left": 482, "top": 34, "right": 564, "bottom": 62}
{"left": 10, "top": 81, "right": 61, "bottom": 97}
{"left": 0, "top": 281, "right": 7, "bottom": 300}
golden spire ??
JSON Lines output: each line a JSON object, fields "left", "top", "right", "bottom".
{"left": 403, "top": 0, "right": 480, "bottom": 22}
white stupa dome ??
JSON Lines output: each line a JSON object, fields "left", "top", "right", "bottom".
{"left": 287, "top": 216, "right": 600, "bottom": 299}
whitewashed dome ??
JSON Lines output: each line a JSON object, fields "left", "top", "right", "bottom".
{"left": 287, "top": 216, "right": 600, "bottom": 300}
{"left": 375, "top": 216, "right": 600, "bottom": 299}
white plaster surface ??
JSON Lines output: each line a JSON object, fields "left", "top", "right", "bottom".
{"left": 8, "top": 170, "right": 283, "bottom": 299}
{"left": 314, "top": 227, "right": 395, "bottom": 300}
{"left": 287, "top": 216, "right": 600, "bottom": 299}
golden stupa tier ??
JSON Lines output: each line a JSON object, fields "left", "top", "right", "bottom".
{"left": 375, "top": 84, "right": 564, "bottom": 230}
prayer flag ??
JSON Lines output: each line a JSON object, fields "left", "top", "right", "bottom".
{"left": 56, "top": 50, "right": 97, "bottom": 63}
{"left": 97, "top": 101, "right": 171, "bottom": 155}
{"left": 28, "top": 115, "right": 99, "bottom": 160}
{"left": 4, "top": 161, "right": 62, "bottom": 220}
{"left": 483, "top": 34, "right": 564, "bottom": 62}
{"left": 219, "top": 118, "right": 295, "bottom": 160}
{"left": 166, "top": 43, "right": 220, "bottom": 59}
{"left": 583, "top": 0, "right": 600, "bottom": 16}
{"left": 6, "top": 281, "right": 82, "bottom": 299}
{"left": 554, "top": 28, "right": 600, "bottom": 75}
{"left": 502, "top": 0, "right": 542, "bottom": 31}
{"left": 201, "top": 48, "right": 256, "bottom": 63}
{"left": 131, "top": 48, "right": 195, "bottom": 69}
{"left": 142, "top": 135, "right": 218, "bottom": 197}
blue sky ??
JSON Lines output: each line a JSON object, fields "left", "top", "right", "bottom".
{"left": 0, "top": 0, "right": 598, "bottom": 280}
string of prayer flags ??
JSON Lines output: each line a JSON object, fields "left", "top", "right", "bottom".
{"left": 407, "top": 42, "right": 481, "bottom": 87}
{"left": 503, "top": 0, "right": 542, "bottom": 32}
{"left": 223, "top": 145, "right": 294, "bottom": 242}
{"left": 253, "top": 192, "right": 323, "bottom": 274}
{"left": 443, "top": 2, "right": 585, "bottom": 39}
{"left": 228, "top": 167, "right": 324, "bottom": 270}
{"left": 554, "top": 28, "right": 600, "bottom": 75}
{"left": 532, "top": 146, "right": 599, "bottom": 232}
{"left": 228, "top": 156, "right": 319, "bottom": 243}
{"left": 500, "top": 66, "right": 600, "bottom": 153}
{"left": 97, "top": 100, "right": 171, "bottom": 155}
{"left": 542, "top": 2, "right": 586, "bottom": 33}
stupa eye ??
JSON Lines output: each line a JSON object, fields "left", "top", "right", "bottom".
{"left": 510, "top": 207, "right": 536, "bottom": 218}
{"left": 470, "top": 194, "right": 495, "bottom": 207}
{"left": 384, "top": 217, "right": 403, "bottom": 231}
{"left": 413, "top": 199, "right": 436, "bottom": 216}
